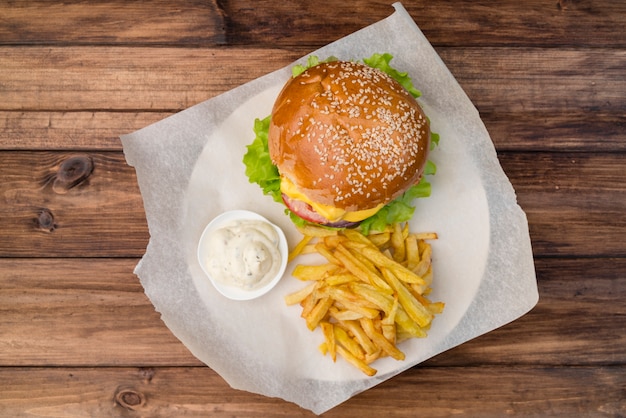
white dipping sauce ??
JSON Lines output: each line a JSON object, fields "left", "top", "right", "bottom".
{"left": 203, "top": 219, "right": 282, "bottom": 290}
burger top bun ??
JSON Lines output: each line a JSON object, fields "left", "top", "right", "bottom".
{"left": 268, "top": 60, "right": 430, "bottom": 212}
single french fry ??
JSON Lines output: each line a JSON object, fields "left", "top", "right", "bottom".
{"left": 299, "top": 243, "right": 319, "bottom": 256}
{"left": 415, "top": 232, "right": 438, "bottom": 240}
{"left": 300, "top": 290, "right": 317, "bottom": 313}
{"left": 320, "top": 321, "right": 336, "bottom": 362}
{"left": 336, "top": 345, "right": 377, "bottom": 376}
{"left": 329, "top": 306, "right": 364, "bottom": 321}
{"left": 305, "top": 296, "right": 333, "bottom": 331}
{"left": 428, "top": 301, "right": 445, "bottom": 315}
{"left": 417, "top": 238, "right": 430, "bottom": 257}
{"left": 333, "top": 325, "right": 365, "bottom": 359}
{"left": 297, "top": 224, "right": 339, "bottom": 238}
{"left": 382, "top": 323, "right": 396, "bottom": 344}
{"left": 421, "top": 264, "right": 433, "bottom": 287}
{"left": 391, "top": 223, "right": 406, "bottom": 262}
{"left": 405, "top": 234, "right": 420, "bottom": 270}
{"left": 360, "top": 246, "right": 425, "bottom": 285}
{"left": 284, "top": 281, "right": 318, "bottom": 306}
{"left": 414, "top": 242, "right": 432, "bottom": 277}
{"left": 324, "top": 273, "right": 359, "bottom": 286}
{"left": 289, "top": 235, "right": 313, "bottom": 262}
{"left": 292, "top": 263, "right": 339, "bottom": 281}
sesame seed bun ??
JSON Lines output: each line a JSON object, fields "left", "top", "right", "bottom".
{"left": 268, "top": 60, "right": 430, "bottom": 218}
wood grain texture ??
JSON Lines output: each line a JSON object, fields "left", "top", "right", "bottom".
{"left": 0, "top": 0, "right": 226, "bottom": 46}
{"left": 2, "top": 111, "right": 624, "bottom": 152}
{"left": 1, "top": 47, "right": 624, "bottom": 114}
{"left": 2, "top": 0, "right": 624, "bottom": 416}
{"left": 0, "top": 152, "right": 149, "bottom": 257}
{"left": 1, "top": 151, "right": 624, "bottom": 257}
{"left": 499, "top": 152, "right": 626, "bottom": 257}
{"left": 1, "top": 257, "right": 623, "bottom": 367}
{"left": 0, "top": 111, "right": 173, "bottom": 151}
{"left": 3, "top": 0, "right": 624, "bottom": 48}
{"left": 0, "top": 258, "right": 198, "bottom": 367}
{"left": 220, "top": 0, "right": 626, "bottom": 48}
{"left": 0, "top": 366, "right": 624, "bottom": 417}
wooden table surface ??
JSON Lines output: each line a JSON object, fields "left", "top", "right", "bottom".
{"left": 1, "top": 1, "right": 625, "bottom": 416}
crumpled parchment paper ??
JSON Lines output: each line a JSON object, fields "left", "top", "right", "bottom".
{"left": 121, "top": 3, "right": 538, "bottom": 414}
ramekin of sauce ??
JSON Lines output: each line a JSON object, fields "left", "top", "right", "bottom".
{"left": 197, "top": 210, "right": 288, "bottom": 300}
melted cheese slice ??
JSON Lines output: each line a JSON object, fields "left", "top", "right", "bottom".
{"left": 281, "top": 177, "right": 383, "bottom": 223}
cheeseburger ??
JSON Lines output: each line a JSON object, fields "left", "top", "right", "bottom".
{"left": 267, "top": 59, "right": 431, "bottom": 228}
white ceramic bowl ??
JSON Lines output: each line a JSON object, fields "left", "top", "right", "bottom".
{"left": 197, "top": 210, "right": 288, "bottom": 301}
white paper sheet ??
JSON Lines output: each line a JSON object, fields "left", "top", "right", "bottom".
{"left": 121, "top": 3, "right": 538, "bottom": 414}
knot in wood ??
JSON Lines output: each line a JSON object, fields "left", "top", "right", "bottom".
{"left": 37, "top": 208, "right": 56, "bottom": 232}
{"left": 115, "top": 387, "right": 146, "bottom": 411}
{"left": 53, "top": 154, "right": 94, "bottom": 194}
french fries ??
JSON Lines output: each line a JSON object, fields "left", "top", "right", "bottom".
{"left": 285, "top": 223, "right": 443, "bottom": 376}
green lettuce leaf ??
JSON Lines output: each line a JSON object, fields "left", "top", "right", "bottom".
{"left": 242, "top": 116, "right": 282, "bottom": 203}
{"left": 358, "top": 177, "right": 431, "bottom": 235}
{"left": 363, "top": 53, "right": 422, "bottom": 99}
{"left": 242, "top": 53, "right": 439, "bottom": 232}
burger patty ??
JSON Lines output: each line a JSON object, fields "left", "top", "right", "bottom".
{"left": 281, "top": 193, "right": 360, "bottom": 228}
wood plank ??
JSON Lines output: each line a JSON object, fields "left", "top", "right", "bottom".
{"left": 0, "top": 258, "right": 199, "bottom": 367}
{"left": 436, "top": 47, "right": 626, "bottom": 115}
{"left": 0, "top": 366, "right": 623, "bottom": 417}
{"left": 0, "top": 151, "right": 149, "bottom": 257}
{"left": 0, "top": 47, "right": 302, "bottom": 111}
{"left": 1, "top": 151, "right": 625, "bottom": 258}
{"left": 3, "top": 111, "right": 625, "bottom": 153}
{"left": 0, "top": 111, "right": 173, "bottom": 151}
{"left": 484, "top": 112, "right": 626, "bottom": 152}
{"left": 223, "top": 0, "right": 626, "bottom": 48}
{"left": 2, "top": 1, "right": 624, "bottom": 48}
{"left": 0, "top": 257, "right": 623, "bottom": 367}
{"left": 1, "top": 47, "right": 624, "bottom": 115}
{"left": 0, "top": 0, "right": 226, "bottom": 45}
{"left": 500, "top": 152, "right": 626, "bottom": 257}
{"left": 429, "top": 257, "right": 626, "bottom": 366}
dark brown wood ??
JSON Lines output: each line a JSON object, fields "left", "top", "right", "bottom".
{"left": 484, "top": 112, "right": 626, "bottom": 152}
{"left": 1, "top": 0, "right": 624, "bottom": 416}
{"left": 0, "top": 0, "right": 227, "bottom": 46}
{"left": 0, "top": 366, "right": 623, "bottom": 417}
{"left": 2, "top": 1, "right": 625, "bottom": 48}
{"left": 220, "top": 0, "right": 626, "bottom": 48}
{"left": 0, "top": 152, "right": 149, "bottom": 257}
